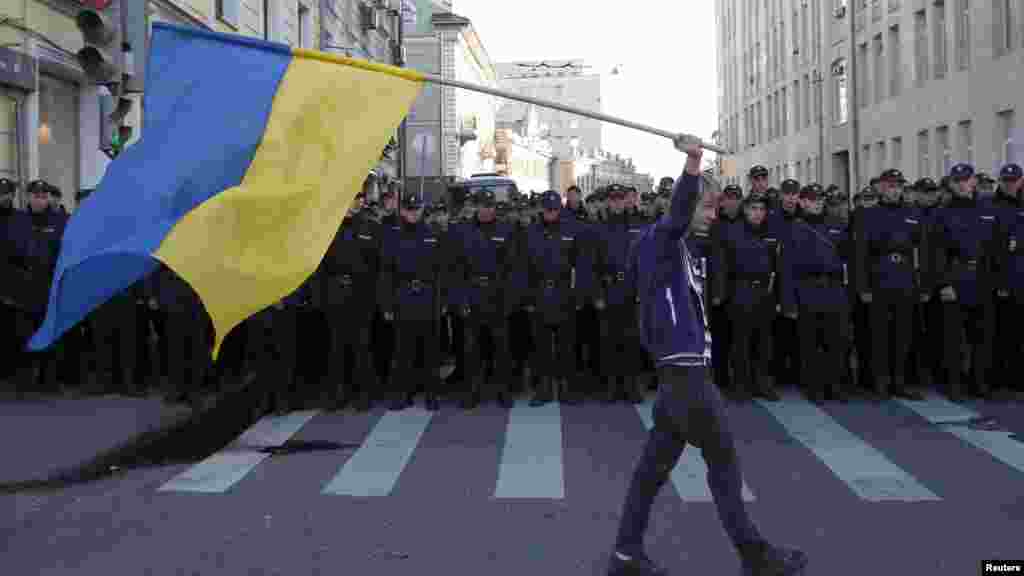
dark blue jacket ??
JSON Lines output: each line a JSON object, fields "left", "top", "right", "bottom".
{"left": 595, "top": 211, "right": 646, "bottom": 307}
{"left": 629, "top": 172, "right": 710, "bottom": 368}
{"left": 932, "top": 197, "right": 1001, "bottom": 306}
{"left": 787, "top": 215, "right": 848, "bottom": 310}
{"left": 997, "top": 206, "right": 1024, "bottom": 293}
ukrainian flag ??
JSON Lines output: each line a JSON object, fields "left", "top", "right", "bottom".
{"left": 28, "top": 22, "right": 424, "bottom": 359}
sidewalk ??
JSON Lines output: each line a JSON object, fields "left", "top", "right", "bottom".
{"left": 0, "top": 391, "right": 194, "bottom": 487}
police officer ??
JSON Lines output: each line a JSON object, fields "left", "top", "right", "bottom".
{"left": 1, "top": 178, "right": 32, "bottom": 394}
{"left": 312, "top": 192, "right": 379, "bottom": 411}
{"left": 19, "top": 180, "right": 66, "bottom": 394}
{"left": 378, "top": 191, "right": 446, "bottom": 411}
{"left": 772, "top": 179, "right": 802, "bottom": 389}
{"left": 788, "top": 184, "right": 849, "bottom": 402}
{"left": 524, "top": 190, "right": 585, "bottom": 405}
{"left": 455, "top": 189, "right": 518, "bottom": 408}
{"left": 593, "top": 184, "right": 644, "bottom": 403}
{"left": 709, "top": 184, "right": 743, "bottom": 392}
{"left": 373, "top": 184, "right": 401, "bottom": 394}
{"left": 993, "top": 163, "right": 1024, "bottom": 395}
{"left": 715, "top": 190, "right": 786, "bottom": 401}
{"left": 932, "top": 163, "right": 1000, "bottom": 400}
{"left": 909, "top": 178, "right": 943, "bottom": 390}
{"left": 854, "top": 169, "right": 925, "bottom": 400}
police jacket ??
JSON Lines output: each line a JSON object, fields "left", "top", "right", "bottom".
{"left": 787, "top": 214, "right": 848, "bottom": 309}
{"left": 453, "top": 217, "right": 519, "bottom": 318}
{"left": 313, "top": 215, "right": 379, "bottom": 312}
{"left": 629, "top": 172, "right": 710, "bottom": 368}
{"left": 931, "top": 195, "right": 1001, "bottom": 306}
{"left": 595, "top": 211, "right": 645, "bottom": 307}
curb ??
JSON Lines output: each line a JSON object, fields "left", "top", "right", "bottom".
{"left": 0, "top": 374, "right": 263, "bottom": 494}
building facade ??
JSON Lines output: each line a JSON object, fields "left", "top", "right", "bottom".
{"left": 494, "top": 60, "right": 603, "bottom": 159}
{"left": 0, "top": 0, "right": 323, "bottom": 212}
{"left": 716, "top": 0, "right": 1023, "bottom": 195}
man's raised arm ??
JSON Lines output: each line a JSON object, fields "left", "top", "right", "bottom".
{"left": 655, "top": 134, "right": 705, "bottom": 241}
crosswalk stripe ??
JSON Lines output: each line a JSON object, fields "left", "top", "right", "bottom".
{"left": 635, "top": 402, "right": 756, "bottom": 502}
{"left": 758, "top": 393, "right": 940, "bottom": 502}
{"left": 321, "top": 406, "right": 434, "bottom": 497}
{"left": 494, "top": 400, "right": 565, "bottom": 499}
{"left": 236, "top": 410, "right": 320, "bottom": 447}
{"left": 897, "top": 395, "right": 1024, "bottom": 476}
{"left": 158, "top": 411, "right": 319, "bottom": 494}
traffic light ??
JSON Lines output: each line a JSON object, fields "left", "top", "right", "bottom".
{"left": 100, "top": 93, "right": 132, "bottom": 158}
{"left": 75, "top": 0, "right": 123, "bottom": 85}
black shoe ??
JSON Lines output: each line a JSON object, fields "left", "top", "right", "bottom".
{"left": 607, "top": 551, "right": 667, "bottom": 576}
{"left": 741, "top": 542, "right": 808, "bottom": 576}
{"left": 758, "top": 388, "right": 781, "bottom": 402}
{"left": 895, "top": 388, "right": 925, "bottom": 401}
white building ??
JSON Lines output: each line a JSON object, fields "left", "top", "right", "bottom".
{"left": 494, "top": 104, "right": 554, "bottom": 194}
{"left": 494, "top": 60, "right": 604, "bottom": 159}
{"left": 448, "top": 15, "right": 499, "bottom": 179}
{"left": 716, "top": 0, "right": 1024, "bottom": 196}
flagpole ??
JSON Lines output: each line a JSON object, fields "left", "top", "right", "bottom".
{"left": 421, "top": 74, "right": 730, "bottom": 156}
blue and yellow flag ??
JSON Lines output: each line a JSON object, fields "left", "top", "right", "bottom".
{"left": 28, "top": 22, "right": 424, "bottom": 359}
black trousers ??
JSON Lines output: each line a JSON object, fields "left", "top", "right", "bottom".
{"left": 248, "top": 308, "right": 299, "bottom": 409}
{"left": 852, "top": 299, "right": 873, "bottom": 391}
{"left": 797, "top": 303, "right": 849, "bottom": 399}
{"left": 89, "top": 293, "right": 139, "bottom": 393}
{"left": 324, "top": 307, "right": 374, "bottom": 403}
{"left": 729, "top": 300, "right": 774, "bottom": 395}
{"left": 599, "top": 303, "right": 640, "bottom": 377}
{"left": 163, "top": 309, "right": 210, "bottom": 399}
{"left": 773, "top": 315, "right": 799, "bottom": 384}
{"left": 392, "top": 316, "right": 440, "bottom": 400}
{"left": 532, "top": 315, "right": 577, "bottom": 380}
{"left": 869, "top": 291, "right": 915, "bottom": 394}
{"left": 615, "top": 365, "right": 762, "bottom": 556}
{"left": 463, "top": 313, "right": 511, "bottom": 401}
{"left": 710, "top": 304, "right": 732, "bottom": 390}
{"left": 941, "top": 301, "right": 995, "bottom": 397}
{"left": 993, "top": 296, "right": 1023, "bottom": 391}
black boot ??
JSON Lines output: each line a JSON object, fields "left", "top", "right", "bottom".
{"left": 603, "top": 376, "right": 618, "bottom": 404}
{"left": 739, "top": 541, "right": 808, "bottom": 576}
{"left": 626, "top": 376, "right": 644, "bottom": 404}
{"left": 530, "top": 377, "right": 553, "bottom": 406}
{"left": 606, "top": 550, "right": 667, "bottom": 576}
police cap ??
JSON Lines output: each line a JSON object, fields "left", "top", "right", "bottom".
{"left": 914, "top": 178, "right": 938, "bottom": 192}
{"left": 47, "top": 183, "right": 62, "bottom": 198}
{"left": 0, "top": 178, "right": 15, "bottom": 195}
{"left": 26, "top": 179, "right": 48, "bottom": 195}
{"left": 723, "top": 184, "right": 742, "bottom": 198}
{"left": 401, "top": 193, "right": 424, "bottom": 209}
{"left": 879, "top": 168, "right": 906, "bottom": 183}
{"left": 826, "top": 187, "right": 847, "bottom": 205}
{"left": 540, "top": 190, "right": 562, "bottom": 210}
{"left": 765, "top": 187, "right": 780, "bottom": 199}
{"left": 748, "top": 165, "right": 769, "bottom": 178}
{"left": 781, "top": 179, "right": 801, "bottom": 195}
{"left": 859, "top": 185, "right": 878, "bottom": 199}
{"left": 658, "top": 177, "right": 674, "bottom": 189}
{"left": 949, "top": 163, "right": 974, "bottom": 180}
{"left": 476, "top": 189, "right": 496, "bottom": 205}
{"left": 1000, "top": 163, "right": 1023, "bottom": 180}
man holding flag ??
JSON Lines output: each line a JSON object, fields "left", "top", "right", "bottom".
{"left": 607, "top": 135, "right": 807, "bottom": 576}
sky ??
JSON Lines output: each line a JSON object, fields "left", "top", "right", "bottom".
{"left": 454, "top": 0, "right": 719, "bottom": 181}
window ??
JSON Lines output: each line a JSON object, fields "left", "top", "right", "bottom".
{"left": 877, "top": 141, "right": 887, "bottom": 173}
{"left": 802, "top": 3, "right": 809, "bottom": 64}
{"left": 955, "top": 0, "right": 970, "bottom": 70}
{"left": 816, "top": 156, "right": 822, "bottom": 181}
{"left": 804, "top": 73, "right": 812, "bottom": 127}
{"left": 812, "top": 0, "right": 820, "bottom": 61}
{"left": 993, "top": 0, "right": 1016, "bottom": 57}
{"left": 757, "top": 101, "right": 764, "bottom": 145}
{"left": 998, "top": 109, "right": 1016, "bottom": 165}
{"left": 862, "top": 145, "right": 872, "bottom": 183}
{"left": 858, "top": 43, "right": 869, "bottom": 108}
{"left": 891, "top": 137, "right": 903, "bottom": 170}
{"left": 957, "top": 120, "right": 973, "bottom": 164}
{"left": 793, "top": 9, "right": 800, "bottom": 70}
{"left": 934, "top": 0, "right": 947, "bottom": 79}
{"left": 936, "top": 126, "right": 951, "bottom": 175}
{"left": 889, "top": 26, "right": 901, "bottom": 97}
{"left": 914, "top": 11, "right": 928, "bottom": 87}
{"left": 918, "top": 129, "right": 930, "bottom": 178}
{"left": 216, "top": 0, "right": 240, "bottom": 28}
{"left": 793, "top": 80, "right": 801, "bottom": 133}
{"left": 833, "top": 59, "right": 849, "bottom": 124}
{"left": 874, "top": 35, "right": 884, "bottom": 103}
{"left": 781, "top": 87, "right": 788, "bottom": 137}
{"left": 297, "top": 2, "right": 312, "bottom": 49}
{"left": 767, "top": 94, "right": 774, "bottom": 140}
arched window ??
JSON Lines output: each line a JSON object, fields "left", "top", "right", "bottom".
{"left": 831, "top": 58, "right": 849, "bottom": 125}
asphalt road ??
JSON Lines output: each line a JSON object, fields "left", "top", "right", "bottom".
{"left": 4, "top": 390, "right": 1023, "bottom": 576}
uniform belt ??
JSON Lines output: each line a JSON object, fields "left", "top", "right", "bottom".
{"left": 886, "top": 252, "right": 909, "bottom": 265}
{"left": 953, "top": 258, "right": 978, "bottom": 271}
{"left": 332, "top": 274, "right": 353, "bottom": 286}
{"left": 472, "top": 275, "right": 493, "bottom": 287}
{"left": 803, "top": 272, "right": 842, "bottom": 286}
{"left": 604, "top": 271, "right": 627, "bottom": 284}
{"left": 737, "top": 273, "right": 771, "bottom": 287}
{"left": 405, "top": 279, "right": 433, "bottom": 292}
{"left": 544, "top": 278, "right": 563, "bottom": 289}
